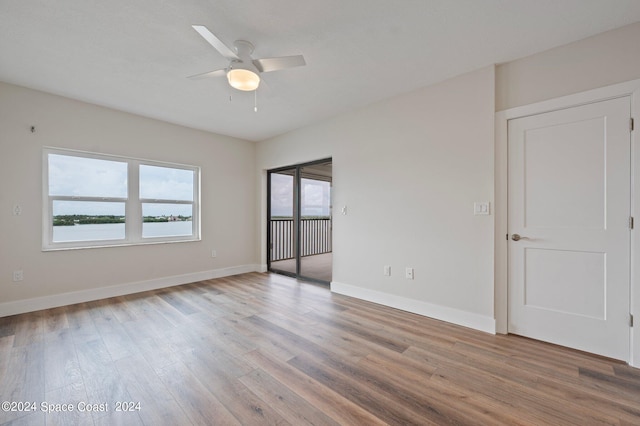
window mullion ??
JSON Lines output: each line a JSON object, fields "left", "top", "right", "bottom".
{"left": 127, "top": 161, "right": 141, "bottom": 242}
{"left": 50, "top": 195, "right": 127, "bottom": 202}
{"left": 139, "top": 199, "right": 193, "bottom": 205}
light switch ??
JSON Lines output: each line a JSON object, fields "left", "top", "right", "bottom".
{"left": 474, "top": 202, "right": 490, "bottom": 215}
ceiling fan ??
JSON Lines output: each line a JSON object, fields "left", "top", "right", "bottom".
{"left": 189, "top": 25, "right": 306, "bottom": 92}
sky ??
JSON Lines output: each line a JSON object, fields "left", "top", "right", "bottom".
{"left": 270, "top": 174, "right": 331, "bottom": 217}
{"left": 49, "top": 154, "right": 194, "bottom": 217}
{"left": 49, "top": 153, "right": 330, "bottom": 218}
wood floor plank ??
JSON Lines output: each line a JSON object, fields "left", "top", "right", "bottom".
{"left": 107, "top": 296, "right": 138, "bottom": 323}
{"left": 356, "top": 352, "right": 532, "bottom": 426}
{"left": 304, "top": 310, "right": 410, "bottom": 353}
{"left": 88, "top": 300, "right": 140, "bottom": 362}
{"left": 156, "top": 288, "right": 200, "bottom": 316}
{"left": 288, "top": 350, "right": 441, "bottom": 425}
{"left": 156, "top": 361, "right": 239, "bottom": 426}
{"left": 255, "top": 311, "right": 369, "bottom": 363}
{"left": 144, "top": 294, "right": 192, "bottom": 327}
{"left": 429, "top": 359, "right": 620, "bottom": 425}
{"left": 44, "top": 328, "right": 82, "bottom": 392}
{"left": 114, "top": 354, "right": 189, "bottom": 426}
{"left": 43, "top": 381, "right": 93, "bottom": 426}
{"left": 65, "top": 303, "right": 100, "bottom": 345}
{"left": 0, "top": 335, "right": 15, "bottom": 385}
{"left": 238, "top": 368, "right": 340, "bottom": 426}
{"left": 0, "top": 315, "right": 17, "bottom": 339}
{"left": 128, "top": 335, "right": 183, "bottom": 371}
{"left": 242, "top": 349, "right": 387, "bottom": 426}
{"left": 1, "top": 410, "right": 46, "bottom": 426}
{"left": 12, "top": 310, "right": 44, "bottom": 347}
{"left": 0, "top": 342, "right": 45, "bottom": 425}
{"left": 177, "top": 332, "right": 289, "bottom": 425}
{"left": 1, "top": 271, "right": 639, "bottom": 425}
{"left": 533, "top": 374, "right": 640, "bottom": 424}
{"left": 217, "top": 316, "right": 299, "bottom": 361}
{"left": 188, "top": 316, "right": 257, "bottom": 357}
{"left": 74, "top": 339, "right": 133, "bottom": 423}
{"left": 43, "top": 306, "right": 69, "bottom": 334}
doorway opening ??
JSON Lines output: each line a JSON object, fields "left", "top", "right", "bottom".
{"left": 267, "top": 159, "right": 332, "bottom": 284}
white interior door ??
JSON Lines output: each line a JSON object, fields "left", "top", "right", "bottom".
{"left": 508, "top": 96, "right": 631, "bottom": 361}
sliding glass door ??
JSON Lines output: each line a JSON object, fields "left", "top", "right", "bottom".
{"left": 268, "top": 159, "right": 332, "bottom": 283}
{"left": 268, "top": 167, "right": 297, "bottom": 277}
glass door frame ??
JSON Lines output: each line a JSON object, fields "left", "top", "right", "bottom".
{"left": 267, "top": 158, "right": 332, "bottom": 284}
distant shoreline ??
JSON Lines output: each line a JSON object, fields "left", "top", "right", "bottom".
{"left": 53, "top": 214, "right": 192, "bottom": 226}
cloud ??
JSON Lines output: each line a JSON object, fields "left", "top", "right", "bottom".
{"left": 140, "top": 165, "right": 194, "bottom": 201}
{"left": 270, "top": 174, "right": 331, "bottom": 217}
{"left": 49, "top": 154, "right": 194, "bottom": 216}
{"left": 49, "top": 154, "right": 127, "bottom": 197}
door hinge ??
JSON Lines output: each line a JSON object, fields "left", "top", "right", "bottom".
{"left": 630, "top": 217, "right": 635, "bottom": 230}
{"left": 631, "top": 314, "right": 634, "bottom": 327}
{"left": 631, "top": 118, "right": 635, "bottom": 131}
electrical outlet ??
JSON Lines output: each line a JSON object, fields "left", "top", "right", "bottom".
{"left": 405, "top": 267, "right": 414, "bottom": 280}
{"left": 211, "top": 249, "right": 217, "bottom": 258}
{"left": 12, "top": 204, "right": 22, "bottom": 216}
{"left": 13, "top": 270, "right": 23, "bottom": 282}
{"left": 383, "top": 265, "right": 391, "bottom": 276}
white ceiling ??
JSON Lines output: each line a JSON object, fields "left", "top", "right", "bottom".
{"left": 2, "top": 1, "right": 640, "bottom": 142}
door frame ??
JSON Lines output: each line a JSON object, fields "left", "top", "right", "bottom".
{"left": 266, "top": 157, "right": 333, "bottom": 284}
{"left": 495, "top": 79, "right": 640, "bottom": 367}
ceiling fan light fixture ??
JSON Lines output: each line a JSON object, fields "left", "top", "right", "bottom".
{"left": 227, "top": 68, "right": 260, "bottom": 91}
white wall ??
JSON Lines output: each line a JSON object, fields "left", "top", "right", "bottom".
{"left": 257, "top": 66, "right": 496, "bottom": 332}
{"left": 496, "top": 22, "right": 640, "bottom": 111}
{"left": 0, "top": 82, "right": 258, "bottom": 315}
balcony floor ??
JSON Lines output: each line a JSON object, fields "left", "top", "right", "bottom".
{"left": 270, "top": 252, "right": 332, "bottom": 283}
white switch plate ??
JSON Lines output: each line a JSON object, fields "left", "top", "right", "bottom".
{"left": 474, "top": 202, "right": 490, "bottom": 215}
{"left": 13, "top": 270, "right": 23, "bottom": 282}
{"left": 383, "top": 265, "right": 391, "bottom": 276}
{"left": 12, "top": 204, "right": 22, "bottom": 216}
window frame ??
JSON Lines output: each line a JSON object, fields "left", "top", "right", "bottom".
{"left": 42, "top": 147, "right": 201, "bottom": 251}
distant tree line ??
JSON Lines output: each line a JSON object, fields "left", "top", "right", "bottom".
{"left": 144, "top": 215, "right": 192, "bottom": 222}
{"left": 53, "top": 215, "right": 125, "bottom": 226}
{"left": 143, "top": 217, "right": 169, "bottom": 223}
{"left": 53, "top": 215, "right": 192, "bottom": 226}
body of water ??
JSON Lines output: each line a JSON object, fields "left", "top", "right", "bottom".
{"left": 53, "top": 221, "right": 193, "bottom": 242}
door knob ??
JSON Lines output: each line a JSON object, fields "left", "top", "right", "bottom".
{"left": 511, "top": 234, "right": 522, "bottom": 241}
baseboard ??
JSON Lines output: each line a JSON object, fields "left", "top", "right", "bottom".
{"left": 0, "top": 264, "right": 261, "bottom": 317}
{"left": 258, "top": 263, "right": 268, "bottom": 273}
{"left": 331, "top": 281, "right": 496, "bottom": 334}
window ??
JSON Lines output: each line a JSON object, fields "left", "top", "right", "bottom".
{"left": 43, "top": 148, "right": 200, "bottom": 250}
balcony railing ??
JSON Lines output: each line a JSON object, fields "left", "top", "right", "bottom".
{"left": 270, "top": 217, "right": 332, "bottom": 261}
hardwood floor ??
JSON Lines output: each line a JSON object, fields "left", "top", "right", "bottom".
{"left": 1, "top": 272, "right": 639, "bottom": 425}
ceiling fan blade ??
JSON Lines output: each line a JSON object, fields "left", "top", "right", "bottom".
{"left": 253, "top": 55, "right": 306, "bottom": 73}
{"left": 192, "top": 25, "right": 239, "bottom": 60}
{"left": 187, "top": 68, "right": 227, "bottom": 80}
